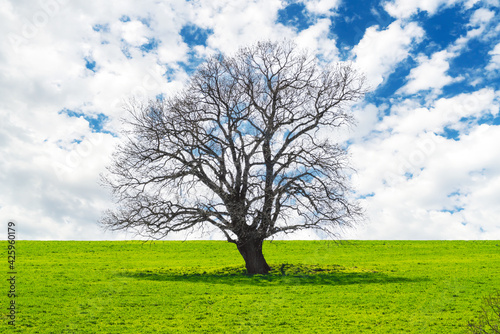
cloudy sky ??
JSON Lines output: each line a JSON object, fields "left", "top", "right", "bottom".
{"left": 1, "top": 0, "right": 499, "bottom": 240}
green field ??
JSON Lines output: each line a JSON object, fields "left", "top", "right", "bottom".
{"left": 2, "top": 240, "right": 499, "bottom": 333}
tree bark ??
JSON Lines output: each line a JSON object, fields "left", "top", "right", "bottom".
{"left": 236, "top": 238, "right": 271, "bottom": 274}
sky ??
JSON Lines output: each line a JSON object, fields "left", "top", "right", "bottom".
{"left": 1, "top": 0, "right": 499, "bottom": 241}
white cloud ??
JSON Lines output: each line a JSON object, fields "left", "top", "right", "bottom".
{"left": 400, "top": 6, "right": 497, "bottom": 95}
{"left": 383, "top": 0, "right": 464, "bottom": 19}
{"left": 399, "top": 50, "right": 461, "bottom": 95}
{"left": 349, "top": 90, "right": 500, "bottom": 240}
{"left": 118, "top": 20, "right": 150, "bottom": 46}
{"left": 195, "top": 0, "right": 292, "bottom": 54}
{"left": 0, "top": 110, "right": 125, "bottom": 240}
{"left": 0, "top": 1, "right": 193, "bottom": 240}
{"left": 469, "top": 7, "right": 495, "bottom": 26}
{"left": 296, "top": 18, "right": 339, "bottom": 62}
{"left": 450, "top": 7, "right": 497, "bottom": 52}
{"left": 303, "top": 0, "right": 341, "bottom": 15}
{"left": 351, "top": 20, "right": 424, "bottom": 89}
{"left": 486, "top": 42, "right": 500, "bottom": 71}
{"left": 376, "top": 88, "right": 497, "bottom": 143}
{"left": 351, "top": 103, "right": 381, "bottom": 141}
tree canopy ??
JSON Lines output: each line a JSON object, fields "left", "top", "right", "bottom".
{"left": 101, "top": 40, "right": 365, "bottom": 274}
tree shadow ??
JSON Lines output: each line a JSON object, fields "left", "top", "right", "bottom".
{"left": 117, "top": 263, "right": 429, "bottom": 287}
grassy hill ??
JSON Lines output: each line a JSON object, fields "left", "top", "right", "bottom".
{"left": 2, "top": 240, "right": 499, "bottom": 333}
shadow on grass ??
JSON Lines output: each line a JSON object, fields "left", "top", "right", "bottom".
{"left": 117, "top": 263, "right": 429, "bottom": 287}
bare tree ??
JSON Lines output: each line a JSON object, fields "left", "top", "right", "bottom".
{"left": 101, "top": 40, "right": 365, "bottom": 274}
{"left": 467, "top": 291, "right": 500, "bottom": 334}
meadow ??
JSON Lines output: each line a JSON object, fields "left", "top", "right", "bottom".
{"left": 1, "top": 240, "right": 499, "bottom": 333}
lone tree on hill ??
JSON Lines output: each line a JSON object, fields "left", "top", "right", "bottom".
{"left": 101, "top": 40, "right": 365, "bottom": 274}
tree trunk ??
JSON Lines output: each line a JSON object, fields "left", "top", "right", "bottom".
{"left": 236, "top": 238, "right": 271, "bottom": 274}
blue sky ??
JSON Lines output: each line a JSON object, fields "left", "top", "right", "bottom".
{"left": 0, "top": 0, "right": 499, "bottom": 240}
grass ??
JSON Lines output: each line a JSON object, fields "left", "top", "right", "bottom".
{"left": 1, "top": 240, "right": 499, "bottom": 333}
